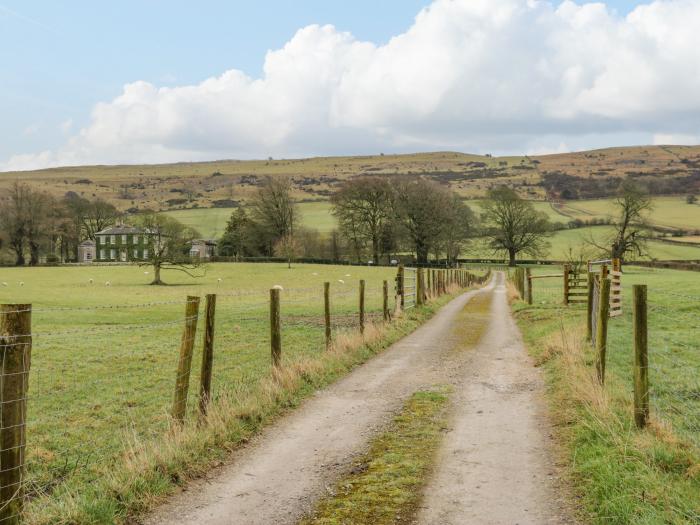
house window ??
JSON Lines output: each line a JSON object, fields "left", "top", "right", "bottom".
{"left": 110, "top": 235, "right": 115, "bottom": 244}
{"left": 143, "top": 248, "right": 149, "bottom": 259}
{"left": 110, "top": 249, "right": 116, "bottom": 259}
{"left": 86, "top": 252, "right": 92, "bottom": 260}
{"left": 133, "top": 249, "right": 138, "bottom": 259}
{"left": 122, "top": 234, "right": 127, "bottom": 244}
{"left": 133, "top": 235, "right": 139, "bottom": 244}
{"left": 99, "top": 249, "right": 106, "bottom": 259}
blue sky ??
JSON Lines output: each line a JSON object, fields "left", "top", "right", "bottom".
{"left": 1, "top": 0, "right": 690, "bottom": 169}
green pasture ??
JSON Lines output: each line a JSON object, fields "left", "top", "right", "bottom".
{"left": 544, "top": 226, "right": 700, "bottom": 260}
{"left": 467, "top": 199, "right": 568, "bottom": 224}
{"left": 514, "top": 265, "right": 700, "bottom": 523}
{"left": 164, "top": 201, "right": 336, "bottom": 238}
{"left": 559, "top": 196, "right": 700, "bottom": 231}
{"left": 0, "top": 262, "right": 396, "bottom": 521}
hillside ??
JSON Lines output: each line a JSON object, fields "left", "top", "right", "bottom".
{"left": 1, "top": 146, "right": 699, "bottom": 213}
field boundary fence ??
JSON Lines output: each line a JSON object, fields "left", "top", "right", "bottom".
{"left": 518, "top": 261, "right": 700, "bottom": 448}
{"left": 0, "top": 266, "right": 487, "bottom": 522}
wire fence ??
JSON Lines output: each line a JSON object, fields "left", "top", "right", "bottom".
{"left": 515, "top": 263, "right": 700, "bottom": 451}
{"left": 0, "top": 267, "right": 483, "bottom": 521}
{"left": 606, "top": 287, "right": 700, "bottom": 448}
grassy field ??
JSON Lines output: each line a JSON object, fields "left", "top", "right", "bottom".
{"left": 0, "top": 262, "right": 410, "bottom": 523}
{"left": 514, "top": 266, "right": 700, "bottom": 523}
{"left": 544, "top": 226, "right": 700, "bottom": 260}
{"left": 559, "top": 196, "right": 700, "bottom": 231}
{"left": 468, "top": 199, "right": 569, "bottom": 224}
{"left": 165, "top": 201, "right": 337, "bottom": 238}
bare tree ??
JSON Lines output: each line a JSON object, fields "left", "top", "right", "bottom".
{"left": 273, "top": 233, "right": 302, "bottom": 268}
{"left": 249, "top": 177, "right": 297, "bottom": 255}
{"left": 0, "top": 182, "right": 58, "bottom": 265}
{"left": 24, "top": 190, "right": 55, "bottom": 265}
{"left": 481, "top": 186, "right": 551, "bottom": 266}
{"left": 587, "top": 181, "right": 652, "bottom": 260}
{"left": 331, "top": 177, "right": 394, "bottom": 263}
{"left": 136, "top": 213, "right": 202, "bottom": 285}
{"left": 394, "top": 178, "right": 473, "bottom": 264}
{"left": 0, "top": 182, "right": 30, "bottom": 265}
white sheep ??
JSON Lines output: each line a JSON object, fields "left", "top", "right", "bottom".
{"left": 105, "top": 281, "right": 111, "bottom": 287}
{"left": 338, "top": 279, "right": 345, "bottom": 284}
{"left": 19, "top": 282, "right": 24, "bottom": 287}
{"left": 1, "top": 282, "right": 7, "bottom": 287}
{"left": 144, "top": 271, "right": 149, "bottom": 275}
{"left": 217, "top": 278, "right": 222, "bottom": 283}
{"left": 345, "top": 274, "right": 351, "bottom": 277}
{"left": 312, "top": 272, "right": 318, "bottom": 276}
{"left": 88, "top": 278, "right": 94, "bottom": 284}
{"left": 272, "top": 284, "right": 284, "bottom": 290}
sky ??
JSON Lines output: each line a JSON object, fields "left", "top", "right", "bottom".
{"left": 1, "top": 0, "right": 697, "bottom": 171}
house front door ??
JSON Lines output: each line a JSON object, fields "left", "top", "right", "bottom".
{"left": 120, "top": 250, "right": 127, "bottom": 262}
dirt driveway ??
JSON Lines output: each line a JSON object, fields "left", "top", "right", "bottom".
{"left": 144, "top": 273, "right": 574, "bottom": 525}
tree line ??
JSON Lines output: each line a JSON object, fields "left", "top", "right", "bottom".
{"left": 218, "top": 175, "right": 557, "bottom": 266}
{"left": 0, "top": 183, "right": 120, "bottom": 265}
{"left": 1, "top": 175, "right": 654, "bottom": 268}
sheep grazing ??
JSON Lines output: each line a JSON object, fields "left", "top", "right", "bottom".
{"left": 217, "top": 278, "right": 222, "bottom": 282}
{"left": 105, "top": 281, "right": 111, "bottom": 287}
{"left": 144, "top": 271, "right": 149, "bottom": 275}
{"left": 1, "top": 282, "right": 7, "bottom": 287}
{"left": 345, "top": 274, "right": 351, "bottom": 277}
{"left": 338, "top": 279, "right": 345, "bottom": 284}
{"left": 312, "top": 272, "right": 318, "bottom": 276}
{"left": 88, "top": 278, "right": 94, "bottom": 284}
{"left": 19, "top": 282, "right": 24, "bottom": 287}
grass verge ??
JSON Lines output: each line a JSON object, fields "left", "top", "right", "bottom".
{"left": 26, "top": 289, "right": 464, "bottom": 524}
{"left": 512, "top": 299, "right": 700, "bottom": 524}
{"left": 300, "top": 388, "right": 450, "bottom": 525}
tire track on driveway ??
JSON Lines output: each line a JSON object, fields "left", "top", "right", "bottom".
{"left": 144, "top": 282, "right": 493, "bottom": 525}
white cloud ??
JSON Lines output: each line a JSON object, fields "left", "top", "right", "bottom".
{"left": 59, "top": 118, "right": 73, "bottom": 134}
{"left": 4, "top": 0, "right": 700, "bottom": 171}
{"left": 653, "top": 133, "right": 700, "bottom": 145}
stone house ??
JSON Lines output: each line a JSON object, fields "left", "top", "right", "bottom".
{"left": 77, "top": 240, "right": 96, "bottom": 262}
{"left": 95, "top": 225, "right": 150, "bottom": 262}
{"left": 189, "top": 239, "right": 217, "bottom": 260}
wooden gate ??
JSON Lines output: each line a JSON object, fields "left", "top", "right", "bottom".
{"left": 564, "top": 264, "right": 587, "bottom": 306}
{"left": 588, "top": 258, "right": 622, "bottom": 318}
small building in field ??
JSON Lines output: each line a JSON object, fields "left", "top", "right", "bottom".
{"left": 78, "top": 240, "right": 96, "bottom": 263}
{"left": 189, "top": 239, "right": 217, "bottom": 260}
{"left": 95, "top": 225, "right": 150, "bottom": 262}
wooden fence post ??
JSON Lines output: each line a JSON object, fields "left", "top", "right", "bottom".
{"left": 526, "top": 269, "right": 533, "bottom": 305}
{"left": 199, "top": 294, "right": 216, "bottom": 416}
{"left": 382, "top": 280, "right": 389, "bottom": 321}
{"left": 416, "top": 269, "right": 424, "bottom": 306}
{"left": 324, "top": 282, "right": 331, "bottom": 349}
{"left": 359, "top": 279, "right": 365, "bottom": 334}
{"left": 563, "top": 264, "right": 570, "bottom": 306}
{"left": 586, "top": 272, "right": 595, "bottom": 341}
{"left": 633, "top": 285, "right": 649, "bottom": 428}
{"left": 397, "top": 265, "right": 405, "bottom": 309}
{"left": 270, "top": 288, "right": 281, "bottom": 367}
{"left": 172, "top": 296, "right": 200, "bottom": 424}
{"left": 0, "top": 304, "right": 32, "bottom": 525}
{"left": 595, "top": 279, "right": 611, "bottom": 384}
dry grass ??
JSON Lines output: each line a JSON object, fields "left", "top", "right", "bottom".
{"left": 516, "top": 305, "right": 700, "bottom": 523}
{"left": 22, "top": 298, "right": 457, "bottom": 524}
